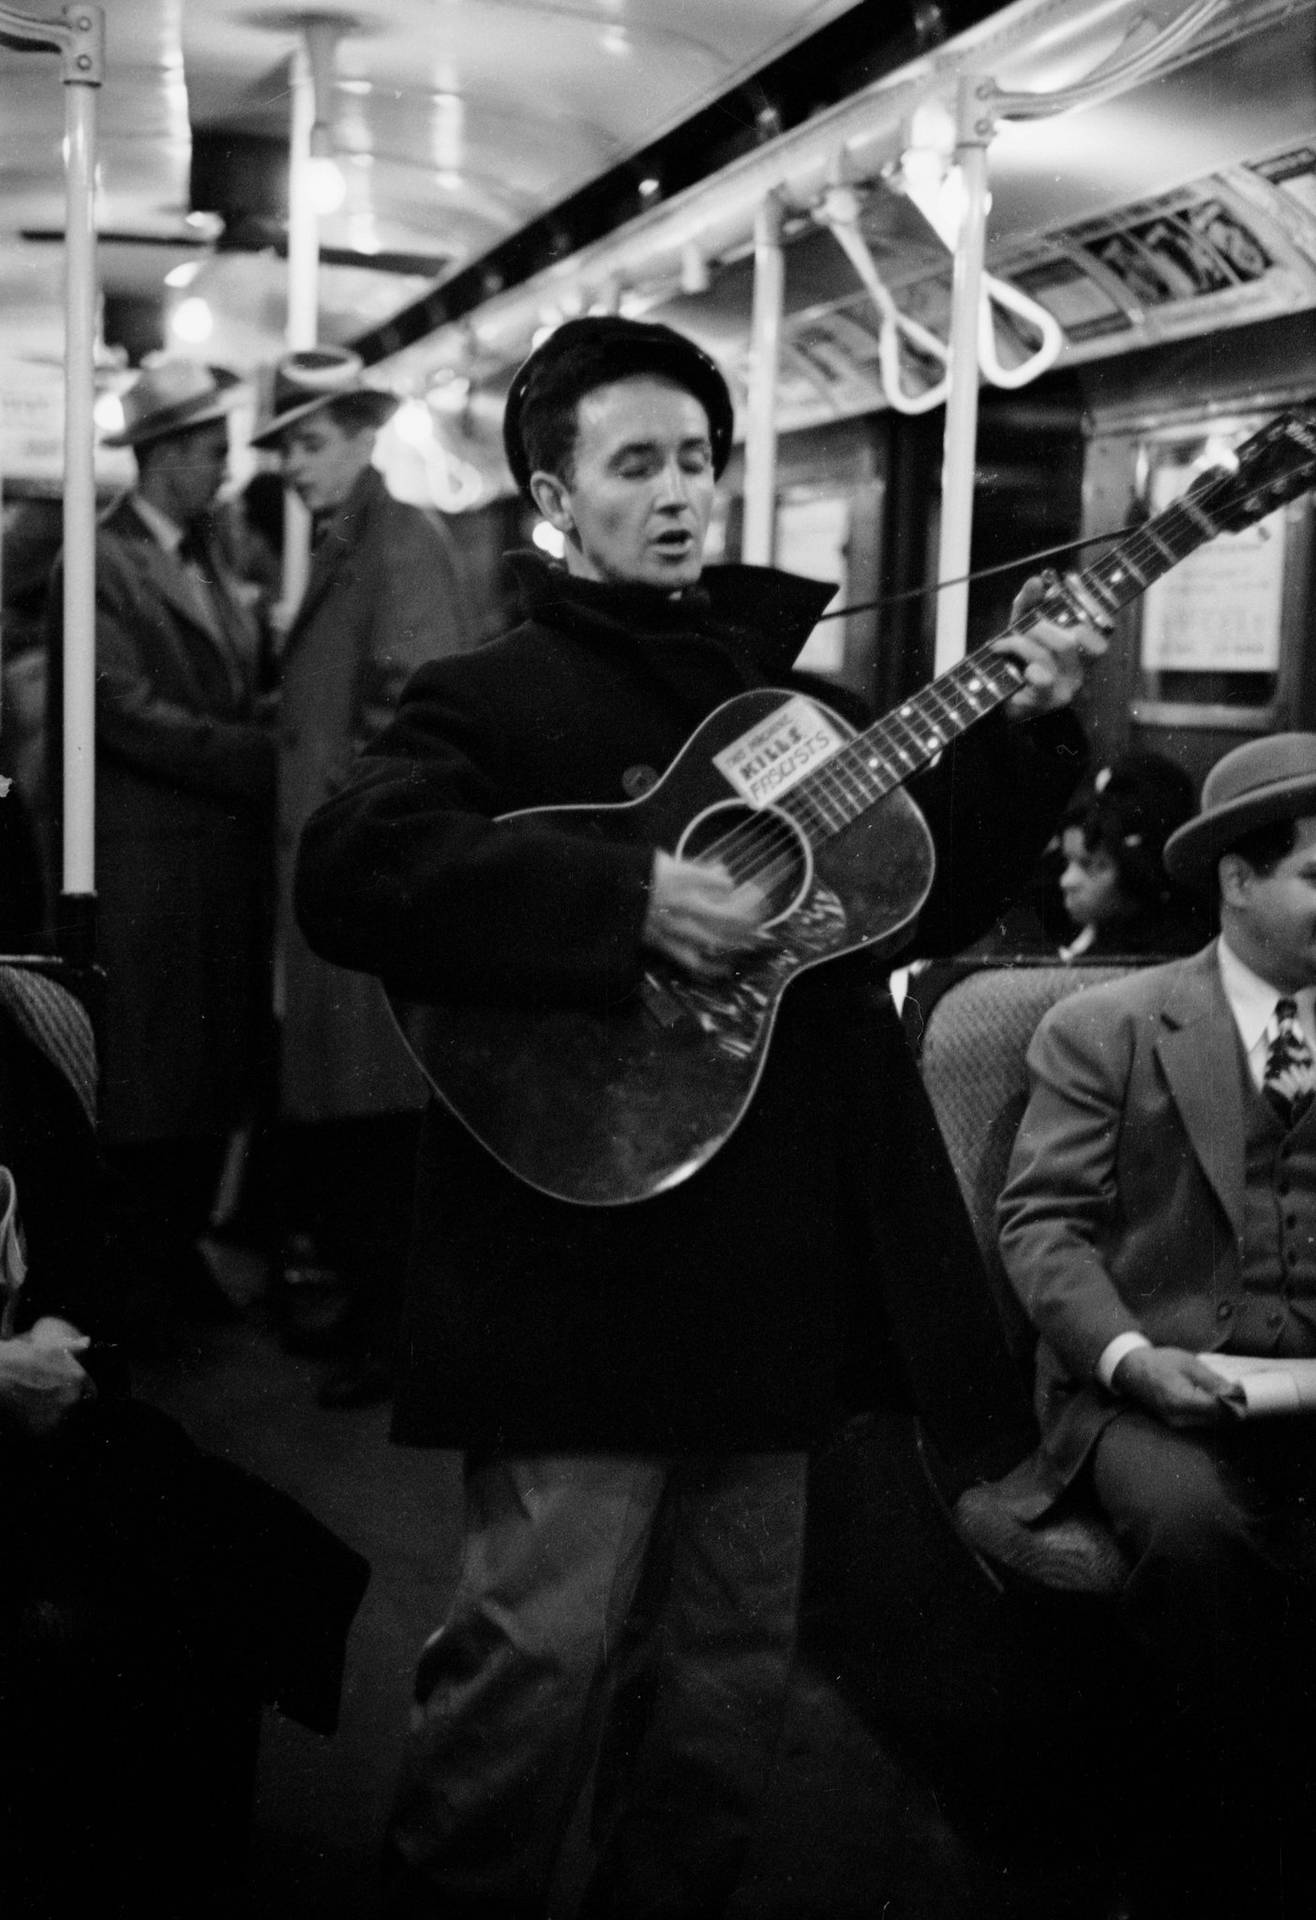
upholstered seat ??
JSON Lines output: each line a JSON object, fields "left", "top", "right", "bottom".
{"left": 909, "top": 960, "right": 1136, "bottom": 1598}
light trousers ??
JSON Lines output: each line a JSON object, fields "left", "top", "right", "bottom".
{"left": 388, "top": 1449, "right": 809, "bottom": 1919}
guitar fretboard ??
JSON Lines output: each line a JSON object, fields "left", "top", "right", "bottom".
{"left": 777, "top": 408, "right": 1316, "bottom": 846}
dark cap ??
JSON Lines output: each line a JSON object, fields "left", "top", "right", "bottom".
{"left": 249, "top": 346, "right": 399, "bottom": 449}
{"left": 1163, "top": 733, "right": 1316, "bottom": 884}
{"left": 102, "top": 358, "right": 242, "bottom": 448}
{"left": 502, "top": 315, "right": 735, "bottom": 497}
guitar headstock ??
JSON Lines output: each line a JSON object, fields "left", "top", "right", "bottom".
{"left": 1189, "top": 411, "right": 1316, "bottom": 535}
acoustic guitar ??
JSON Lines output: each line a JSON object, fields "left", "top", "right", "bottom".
{"left": 390, "top": 409, "right": 1316, "bottom": 1206}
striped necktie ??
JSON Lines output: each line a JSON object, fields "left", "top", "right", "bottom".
{"left": 1263, "top": 996, "right": 1316, "bottom": 1130}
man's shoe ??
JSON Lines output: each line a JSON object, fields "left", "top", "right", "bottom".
{"left": 272, "top": 1235, "right": 352, "bottom": 1354}
{"left": 316, "top": 1352, "right": 393, "bottom": 1410}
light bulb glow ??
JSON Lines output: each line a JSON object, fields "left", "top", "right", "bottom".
{"left": 307, "top": 153, "right": 348, "bottom": 215}
{"left": 169, "top": 295, "right": 214, "bottom": 344}
{"left": 392, "top": 398, "right": 433, "bottom": 448}
{"left": 93, "top": 391, "right": 125, "bottom": 435}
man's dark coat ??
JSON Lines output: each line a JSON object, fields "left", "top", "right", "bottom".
{"left": 50, "top": 495, "right": 274, "bottom": 1143}
{"left": 277, "top": 466, "right": 476, "bottom": 1123}
{"left": 296, "top": 555, "right": 1085, "bottom": 1465}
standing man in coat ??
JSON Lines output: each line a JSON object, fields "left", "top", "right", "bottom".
{"left": 250, "top": 347, "right": 476, "bottom": 1406}
{"left": 998, "top": 733, "right": 1316, "bottom": 1916}
{"left": 294, "top": 316, "right": 1102, "bottom": 1918}
{"left": 53, "top": 357, "right": 276, "bottom": 1339}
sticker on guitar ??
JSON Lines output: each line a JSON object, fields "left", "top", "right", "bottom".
{"left": 712, "top": 694, "right": 850, "bottom": 805}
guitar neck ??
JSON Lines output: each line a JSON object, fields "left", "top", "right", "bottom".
{"left": 785, "top": 412, "right": 1316, "bottom": 841}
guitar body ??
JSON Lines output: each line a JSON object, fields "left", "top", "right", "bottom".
{"left": 384, "top": 408, "right": 1316, "bottom": 1205}
{"left": 389, "top": 687, "right": 935, "bottom": 1206}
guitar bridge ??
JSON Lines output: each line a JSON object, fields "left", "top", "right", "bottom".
{"left": 638, "top": 968, "right": 770, "bottom": 1060}
{"left": 639, "top": 972, "right": 693, "bottom": 1029}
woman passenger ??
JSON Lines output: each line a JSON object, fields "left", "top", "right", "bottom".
{"left": 1054, "top": 751, "right": 1209, "bottom": 959}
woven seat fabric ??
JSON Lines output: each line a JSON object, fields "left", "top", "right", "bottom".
{"left": 918, "top": 963, "right": 1138, "bottom": 1597}
{"left": 919, "top": 966, "right": 1131, "bottom": 1265}
{"left": 0, "top": 966, "right": 97, "bottom": 1128}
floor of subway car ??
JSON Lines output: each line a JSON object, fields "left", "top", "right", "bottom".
{"left": 130, "top": 1241, "right": 1113, "bottom": 1920}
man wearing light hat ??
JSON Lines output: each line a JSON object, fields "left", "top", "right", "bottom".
{"left": 250, "top": 345, "right": 476, "bottom": 1407}
{"left": 295, "top": 314, "right": 1102, "bottom": 1917}
{"left": 50, "top": 356, "right": 275, "bottom": 1338}
{"left": 1000, "top": 732, "right": 1316, "bottom": 1914}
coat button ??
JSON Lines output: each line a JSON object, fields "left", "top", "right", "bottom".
{"left": 1267, "top": 1309, "right": 1285, "bottom": 1329}
{"left": 1216, "top": 1300, "right": 1235, "bottom": 1320}
{"left": 622, "top": 764, "right": 658, "bottom": 799}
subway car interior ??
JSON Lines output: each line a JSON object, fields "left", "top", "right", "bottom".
{"left": 2, "top": 0, "right": 1316, "bottom": 1915}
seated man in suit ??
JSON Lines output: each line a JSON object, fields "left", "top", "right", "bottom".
{"left": 998, "top": 732, "right": 1316, "bottom": 1918}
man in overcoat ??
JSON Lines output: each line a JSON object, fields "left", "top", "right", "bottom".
{"left": 51, "top": 357, "right": 275, "bottom": 1336}
{"left": 998, "top": 732, "right": 1316, "bottom": 1915}
{"left": 250, "top": 346, "right": 476, "bottom": 1405}
{"left": 294, "top": 315, "right": 1100, "bottom": 1918}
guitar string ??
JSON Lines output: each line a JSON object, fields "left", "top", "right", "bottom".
{"left": 720, "top": 419, "right": 1309, "bottom": 872}
{"left": 689, "top": 427, "right": 1309, "bottom": 892}
{"left": 680, "top": 446, "right": 1296, "bottom": 897}
{"left": 708, "top": 483, "right": 1229, "bottom": 896}
{"left": 811, "top": 417, "right": 1313, "bottom": 625}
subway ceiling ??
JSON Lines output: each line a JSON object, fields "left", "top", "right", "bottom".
{"left": 0, "top": 0, "right": 1312, "bottom": 501}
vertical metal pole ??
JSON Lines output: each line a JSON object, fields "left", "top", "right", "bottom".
{"left": 933, "top": 77, "right": 993, "bottom": 674}
{"left": 278, "top": 36, "right": 317, "bottom": 621}
{"left": 60, "top": 6, "right": 104, "bottom": 961}
{"left": 741, "top": 193, "right": 784, "bottom": 568}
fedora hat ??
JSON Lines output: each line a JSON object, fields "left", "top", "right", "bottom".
{"left": 1163, "top": 733, "right": 1316, "bottom": 884}
{"left": 249, "top": 345, "right": 400, "bottom": 448}
{"left": 102, "top": 357, "right": 241, "bottom": 448}
{"left": 502, "top": 315, "right": 735, "bottom": 498}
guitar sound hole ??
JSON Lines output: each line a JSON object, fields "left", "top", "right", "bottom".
{"left": 677, "top": 802, "right": 811, "bottom": 923}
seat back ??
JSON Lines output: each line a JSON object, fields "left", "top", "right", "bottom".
{"left": 914, "top": 962, "right": 1136, "bottom": 1377}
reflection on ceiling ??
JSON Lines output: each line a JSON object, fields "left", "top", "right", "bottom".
{"left": 0, "top": 0, "right": 1312, "bottom": 508}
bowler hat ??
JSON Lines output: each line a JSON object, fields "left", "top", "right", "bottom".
{"left": 102, "top": 357, "right": 241, "bottom": 448}
{"left": 1163, "top": 733, "right": 1316, "bottom": 883}
{"left": 502, "top": 315, "right": 735, "bottom": 497}
{"left": 249, "top": 346, "right": 400, "bottom": 449}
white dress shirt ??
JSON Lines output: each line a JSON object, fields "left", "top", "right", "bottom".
{"left": 129, "top": 490, "right": 186, "bottom": 555}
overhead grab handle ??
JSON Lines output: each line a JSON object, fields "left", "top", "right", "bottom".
{"left": 815, "top": 187, "right": 949, "bottom": 416}
{"left": 977, "top": 269, "right": 1064, "bottom": 388}
{"left": 815, "top": 184, "right": 1062, "bottom": 409}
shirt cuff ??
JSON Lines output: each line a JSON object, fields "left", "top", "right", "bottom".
{"left": 1097, "top": 1331, "right": 1152, "bottom": 1391}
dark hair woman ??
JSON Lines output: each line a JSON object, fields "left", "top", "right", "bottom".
{"left": 1055, "top": 751, "right": 1211, "bottom": 958}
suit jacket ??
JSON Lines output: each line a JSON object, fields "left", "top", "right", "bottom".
{"left": 50, "top": 494, "right": 275, "bottom": 1140}
{"left": 998, "top": 942, "right": 1316, "bottom": 1508}
{"left": 277, "top": 467, "right": 476, "bottom": 1121}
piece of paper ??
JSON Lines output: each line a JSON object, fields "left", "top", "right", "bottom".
{"left": 1197, "top": 1351, "right": 1316, "bottom": 1418}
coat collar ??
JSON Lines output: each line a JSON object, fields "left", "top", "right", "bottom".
{"left": 289, "top": 465, "right": 386, "bottom": 639}
{"left": 503, "top": 550, "right": 836, "bottom": 682}
{"left": 1157, "top": 941, "right": 1245, "bottom": 1240}
{"left": 100, "top": 492, "right": 253, "bottom": 671}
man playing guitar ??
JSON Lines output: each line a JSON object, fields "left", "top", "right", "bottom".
{"left": 295, "top": 315, "right": 1102, "bottom": 1919}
